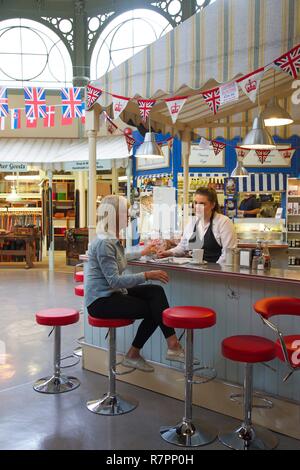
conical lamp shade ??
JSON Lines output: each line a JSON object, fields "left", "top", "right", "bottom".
{"left": 231, "top": 159, "right": 249, "bottom": 178}
{"left": 135, "top": 132, "right": 163, "bottom": 159}
{"left": 241, "top": 115, "right": 276, "bottom": 150}
{"left": 262, "top": 97, "right": 294, "bottom": 127}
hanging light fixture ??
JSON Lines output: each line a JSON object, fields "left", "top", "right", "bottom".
{"left": 6, "top": 186, "right": 22, "bottom": 202}
{"left": 135, "top": 119, "right": 163, "bottom": 159}
{"left": 240, "top": 115, "right": 276, "bottom": 149}
{"left": 262, "top": 97, "right": 294, "bottom": 127}
{"left": 231, "top": 157, "right": 249, "bottom": 178}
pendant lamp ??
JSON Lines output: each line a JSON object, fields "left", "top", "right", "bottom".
{"left": 262, "top": 97, "right": 294, "bottom": 127}
{"left": 240, "top": 115, "right": 276, "bottom": 150}
{"left": 231, "top": 158, "right": 249, "bottom": 178}
{"left": 135, "top": 119, "right": 163, "bottom": 159}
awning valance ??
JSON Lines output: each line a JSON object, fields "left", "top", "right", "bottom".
{"left": 236, "top": 173, "right": 287, "bottom": 193}
{"left": 0, "top": 136, "right": 129, "bottom": 170}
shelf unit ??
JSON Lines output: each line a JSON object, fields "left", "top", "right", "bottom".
{"left": 287, "top": 178, "right": 300, "bottom": 266}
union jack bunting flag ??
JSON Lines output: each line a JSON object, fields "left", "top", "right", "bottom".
{"left": 0, "top": 87, "right": 9, "bottom": 117}
{"left": 274, "top": 44, "right": 300, "bottom": 79}
{"left": 137, "top": 99, "right": 156, "bottom": 122}
{"left": 202, "top": 88, "right": 221, "bottom": 115}
{"left": 211, "top": 140, "right": 226, "bottom": 156}
{"left": 61, "top": 87, "right": 82, "bottom": 118}
{"left": 86, "top": 84, "right": 102, "bottom": 109}
{"left": 24, "top": 87, "right": 47, "bottom": 119}
{"left": 255, "top": 150, "right": 271, "bottom": 164}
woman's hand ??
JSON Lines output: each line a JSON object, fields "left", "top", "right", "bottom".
{"left": 141, "top": 241, "right": 157, "bottom": 256}
{"left": 156, "top": 249, "right": 172, "bottom": 258}
{"left": 144, "top": 270, "right": 169, "bottom": 284}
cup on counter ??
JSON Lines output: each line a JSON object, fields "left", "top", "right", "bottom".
{"left": 225, "top": 248, "right": 234, "bottom": 266}
{"left": 192, "top": 248, "right": 204, "bottom": 264}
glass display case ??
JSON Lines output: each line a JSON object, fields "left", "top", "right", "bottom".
{"left": 233, "top": 218, "right": 287, "bottom": 244}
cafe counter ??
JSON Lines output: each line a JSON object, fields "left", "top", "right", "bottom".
{"left": 81, "top": 257, "right": 300, "bottom": 439}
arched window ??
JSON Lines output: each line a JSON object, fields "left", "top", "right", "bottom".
{"left": 90, "top": 9, "right": 172, "bottom": 80}
{"left": 0, "top": 18, "right": 73, "bottom": 88}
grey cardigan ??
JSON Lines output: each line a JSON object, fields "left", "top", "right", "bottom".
{"left": 85, "top": 235, "right": 146, "bottom": 308}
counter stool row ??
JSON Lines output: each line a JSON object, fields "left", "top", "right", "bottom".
{"left": 33, "top": 296, "right": 300, "bottom": 451}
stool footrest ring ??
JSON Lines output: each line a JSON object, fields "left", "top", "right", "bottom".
{"left": 189, "top": 366, "right": 217, "bottom": 385}
{"left": 60, "top": 354, "right": 80, "bottom": 369}
{"left": 230, "top": 392, "right": 273, "bottom": 409}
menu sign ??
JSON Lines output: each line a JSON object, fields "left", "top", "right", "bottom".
{"left": 188, "top": 144, "right": 224, "bottom": 167}
{"left": 0, "top": 162, "right": 28, "bottom": 172}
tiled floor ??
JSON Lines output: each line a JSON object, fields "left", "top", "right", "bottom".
{"left": 0, "top": 267, "right": 300, "bottom": 450}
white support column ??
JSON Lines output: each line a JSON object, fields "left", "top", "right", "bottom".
{"left": 182, "top": 128, "right": 191, "bottom": 228}
{"left": 111, "top": 160, "right": 118, "bottom": 195}
{"left": 86, "top": 108, "right": 99, "bottom": 243}
{"left": 78, "top": 170, "right": 86, "bottom": 228}
{"left": 47, "top": 169, "right": 54, "bottom": 271}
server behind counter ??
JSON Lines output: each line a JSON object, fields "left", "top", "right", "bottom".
{"left": 238, "top": 193, "right": 261, "bottom": 218}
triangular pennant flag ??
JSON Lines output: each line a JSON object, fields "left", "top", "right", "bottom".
{"left": 125, "top": 134, "right": 135, "bottom": 152}
{"left": 86, "top": 84, "right": 102, "bottom": 109}
{"left": 274, "top": 44, "right": 300, "bottom": 79}
{"left": 198, "top": 137, "right": 211, "bottom": 149}
{"left": 256, "top": 149, "right": 271, "bottom": 164}
{"left": 104, "top": 112, "right": 118, "bottom": 134}
{"left": 137, "top": 99, "right": 156, "bottom": 122}
{"left": 112, "top": 94, "right": 130, "bottom": 119}
{"left": 211, "top": 140, "right": 226, "bottom": 156}
{"left": 237, "top": 68, "right": 265, "bottom": 103}
{"left": 219, "top": 82, "right": 239, "bottom": 105}
{"left": 165, "top": 96, "right": 187, "bottom": 123}
{"left": 43, "top": 105, "right": 55, "bottom": 128}
{"left": 235, "top": 148, "right": 250, "bottom": 159}
{"left": 167, "top": 137, "right": 173, "bottom": 149}
{"left": 202, "top": 87, "right": 221, "bottom": 114}
{"left": 278, "top": 148, "right": 296, "bottom": 159}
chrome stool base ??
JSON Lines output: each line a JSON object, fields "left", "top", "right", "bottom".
{"left": 87, "top": 393, "right": 138, "bottom": 416}
{"left": 218, "top": 424, "right": 278, "bottom": 450}
{"left": 33, "top": 374, "right": 80, "bottom": 394}
{"left": 160, "top": 419, "right": 217, "bottom": 447}
{"left": 73, "top": 346, "right": 82, "bottom": 357}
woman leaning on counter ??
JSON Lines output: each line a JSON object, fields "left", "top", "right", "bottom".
{"left": 158, "top": 187, "right": 237, "bottom": 263}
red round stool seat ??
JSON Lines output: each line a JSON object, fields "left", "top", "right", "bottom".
{"left": 222, "top": 335, "right": 276, "bottom": 363}
{"left": 74, "top": 271, "right": 84, "bottom": 283}
{"left": 75, "top": 284, "right": 84, "bottom": 297}
{"left": 88, "top": 315, "right": 134, "bottom": 328}
{"left": 36, "top": 308, "right": 79, "bottom": 326}
{"left": 163, "top": 306, "right": 216, "bottom": 329}
{"left": 275, "top": 335, "right": 300, "bottom": 367}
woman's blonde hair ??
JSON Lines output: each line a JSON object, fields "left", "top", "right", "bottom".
{"left": 96, "top": 195, "right": 128, "bottom": 237}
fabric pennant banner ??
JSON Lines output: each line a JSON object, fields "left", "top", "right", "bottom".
{"left": 24, "top": 87, "right": 47, "bottom": 119}
{"left": 235, "top": 148, "right": 250, "bottom": 159}
{"left": 0, "top": 116, "right": 5, "bottom": 131}
{"left": 237, "top": 67, "right": 265, "bottom": 103}
{"left": 26, "top": 116, "right": 37, "bottom": 128}
{"left": 104, "top": 112, "right": 118, "bottom": 134}
{"left": 278, "top": 148, "right": 296, "bottom": 159}
{"left": 211, "top": 140, "right": 226, "bottom": 155}
{"left": 274, "top": 44, "right": 300, "bottom": 79}
{"left": 256, "top": 149, "right": 271, "bottom": 164}
{"left": 0, "top": 87, "right": 9, "bottom": 117}
{"left": 61, "top": 87, "right": 82, "bottom": 119}
{"left": 112, "top": 94, "right": 130, "bottom": 119}
{"left": 10, "top": 109, "right": 21, "bottom": 129}
{"left": 165, "top": 96, "right": 187, "bottom": 123}
{"left": 86, "top": 84, "right": 102, "bottom": 109}
{"left": 43, "top": 105, "right": 55, "bottom": 128}
{"left": 219, "top": 82, "right": 239, "bottom": 105}
{"left": 125, "top": 134, "right": 135, "bottom": 152}
{"left": 137, "top": 99, "right": 156, "bottom": 121}
{"left": 61, "top": 115, "right": 73, "bottom": 126}
{"left": 202, "top": 88, "right": 221, "bottom": 115}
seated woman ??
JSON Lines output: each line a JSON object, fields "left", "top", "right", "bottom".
{"left": 85, "top": 195, "right": 186, "bottom": 373}
{"left": 158, "top": 187, "right": 237, "bottom": 264}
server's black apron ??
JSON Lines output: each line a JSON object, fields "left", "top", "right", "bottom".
{"left": 188, "top": 217, "right": 222, "bottom": 263}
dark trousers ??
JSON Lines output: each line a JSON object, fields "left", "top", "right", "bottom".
{"left": 87, "top": 284, "right": 175, "bottom": 349}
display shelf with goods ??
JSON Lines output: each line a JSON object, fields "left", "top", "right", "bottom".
{"left": 44, "top": 178, "right": 76, "bottom": 250}
{"left": 287, "top": 178, "right": 300, "bottom": 266}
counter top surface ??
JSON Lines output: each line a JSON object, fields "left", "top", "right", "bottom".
{"left": 128, "top": 258, "right": 300, "bottom": 285}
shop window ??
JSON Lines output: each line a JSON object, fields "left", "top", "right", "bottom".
{"left": 0, "top": 18, "right": 73, "bottom": 88}
{"left": 90, "top": 9, "right": 172, "bottom": 79}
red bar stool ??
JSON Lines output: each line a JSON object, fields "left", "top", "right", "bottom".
{"left": 34, "top": 308, "right": 80, "bottom": 394}
{"left": 86, "top": 315, "right": 138, "bottom": 416}
{"left": 218, "top": 335, "right": 278, "bottom": 450}
{"left": 74, "top": 263, "right": 84, "bottom": 283}
{"left": 160, "top": 306, "right": 217, "bottom": 447}
{"left": 73, "top": 283, "right": 85, "bottom": 357}
{"left": 254, "top": 297, "right": 300, "bottom": 381}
